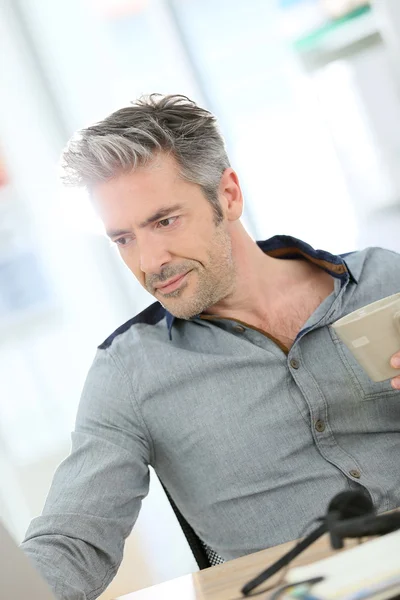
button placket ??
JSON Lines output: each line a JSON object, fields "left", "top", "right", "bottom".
{"left": 287, "top": 335, "right": 369, "bottom": 491}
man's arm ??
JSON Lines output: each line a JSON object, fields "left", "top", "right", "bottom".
{"left": 21, "top": 346, "right": 152, "bottom": 600}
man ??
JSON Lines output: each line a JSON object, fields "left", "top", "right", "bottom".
{"left": 22, "top": 94, "right": 400, "bottom": 600}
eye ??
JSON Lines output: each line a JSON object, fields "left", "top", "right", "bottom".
{"left": 157, "top": 217, "right": 178, "bottom": 228}
{"left": 114, "top": 235, "right": 134, "bottom": 247}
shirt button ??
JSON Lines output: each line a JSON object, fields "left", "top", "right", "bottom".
{"left": 233, "top": 325, "right": 246, "bottom": 333}
{"left": 315, "top": 419, "right": 326, "bottom": 432}
{"left": 349, "top": 469, "right": 361, "bottom": 479}
{"left": 290, "top": 358, "right": 300, "bottom": 369}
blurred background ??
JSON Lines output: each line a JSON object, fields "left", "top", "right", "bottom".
{"left": 1, "top": 0, "right": 400, "bottom": 597}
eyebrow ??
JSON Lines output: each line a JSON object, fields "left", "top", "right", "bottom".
{"left": 106, "top": 204, "right": 184, "bottom": 239}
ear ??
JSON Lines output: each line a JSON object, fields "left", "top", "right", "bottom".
{"left": 218, "top": 168, "right": 243, "bottom": 221}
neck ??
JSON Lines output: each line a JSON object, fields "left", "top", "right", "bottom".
{"left": 204, "top": 227, "right": 328, "bottom": 323}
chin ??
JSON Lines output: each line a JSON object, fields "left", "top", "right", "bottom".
{"left": 167, "top": 308, "right": 198, "bottom": 320}
{"left": 163, "top": 299, "right": 201, "bottom": 320}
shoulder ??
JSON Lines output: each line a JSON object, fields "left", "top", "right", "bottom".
{"left": 98, "top": 301, "right": 167, "bottom": 350}
{"left": 341, "top": 246, "right": 400, "bottom": 291}
{"left": 79, "top": 301, "right": 168, "bottom": 410}
{"left": 342, "top": 246, "right": 400, "bottom": 270}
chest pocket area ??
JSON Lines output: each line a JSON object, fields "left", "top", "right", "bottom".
{"left": 329, "top": 327, "right": 400, "bottom": 401}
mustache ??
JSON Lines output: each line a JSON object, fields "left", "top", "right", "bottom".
{"left": 146, "top": 262, "right": 196, "bottom": 289}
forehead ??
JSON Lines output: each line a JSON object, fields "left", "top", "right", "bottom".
{"left": 91, "top": 155, "right": 180, "bottom": 215}
{"left": 90, "top": 153, "right": 207, "bottom": 228}
{"left": 94, "top": 154, "right": 179, "bottom": 199}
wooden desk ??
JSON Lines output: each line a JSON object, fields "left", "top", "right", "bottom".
{"left": 118, "top": 534, "right": 362, "bottom": 600}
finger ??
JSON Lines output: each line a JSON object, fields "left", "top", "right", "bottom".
{"left": 390, "top": 354, "right": 400, "bottom": 369}
{"left": 391, "top": 376, "right": 400, "bottom": 389}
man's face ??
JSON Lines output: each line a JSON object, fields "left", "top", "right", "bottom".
{"left": 93, "top": 154, "right": 236, "bottom": 319}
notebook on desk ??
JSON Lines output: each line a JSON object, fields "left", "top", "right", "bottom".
{"left": 285, "top": 528, "right": 400, "bottom": 600}
{"left": 0, "top": 520, "right": 56, "bottom": 599}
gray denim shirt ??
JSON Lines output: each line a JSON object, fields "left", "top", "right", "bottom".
{"left": 21, "top": 235, "right": 400, "bottom": 600}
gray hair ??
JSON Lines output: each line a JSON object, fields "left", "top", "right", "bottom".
{"left": 62, "top": 94, "right": 231, "bottom": 223}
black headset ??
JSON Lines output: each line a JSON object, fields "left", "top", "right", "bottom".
{"left": 241, "top": 490, "right": 400, "bottom": 596}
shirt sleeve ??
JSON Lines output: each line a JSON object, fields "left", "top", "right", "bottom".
{"left": 20, "top": 346, "right": 152, "bottom": 600}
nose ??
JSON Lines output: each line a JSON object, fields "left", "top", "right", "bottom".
{"left": 139, "top": 236, "right": 171, "bottom": 275}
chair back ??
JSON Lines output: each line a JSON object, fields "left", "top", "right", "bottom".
{"left": 160, "top": 481, "right": 225, "bottom": 569}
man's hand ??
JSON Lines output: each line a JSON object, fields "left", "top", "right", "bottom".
{"left": 390, "top": 352, "right": 400, "bottom": 388}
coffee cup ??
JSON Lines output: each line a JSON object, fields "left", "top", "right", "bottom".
{"left": 331, "top": 292, "right": 400, "bottom": 382}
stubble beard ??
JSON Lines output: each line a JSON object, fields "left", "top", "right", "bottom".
{"left": 157, "top": 225, "right": 236, "bottom": 320}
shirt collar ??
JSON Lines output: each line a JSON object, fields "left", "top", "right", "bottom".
{"left": 165, "top": 235, "right": 357, "bottom": 339}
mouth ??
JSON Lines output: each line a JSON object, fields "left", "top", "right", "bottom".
{"left": 155, "top": 272, "right": 189, "bottom": 294}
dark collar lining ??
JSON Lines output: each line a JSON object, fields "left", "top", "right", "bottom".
{"left": 257, "top": 235, "right": 357, "bottom": 282}
{"left": 166, "top": 235, "right": 357, "bottom": 339}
